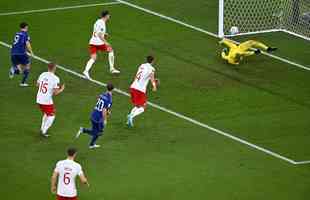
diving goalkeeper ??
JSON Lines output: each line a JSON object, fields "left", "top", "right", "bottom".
{"left": 219, "top": 39, "right": 277, "bottom": 65}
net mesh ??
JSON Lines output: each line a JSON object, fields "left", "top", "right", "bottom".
{"left": 223, "top": 0, "right": 310, "bottom": 40}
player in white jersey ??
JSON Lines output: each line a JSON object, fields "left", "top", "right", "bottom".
{"left": 51, "top": 148, "right": 89, "bottom": 200}
{"left": 36, "top": 63, "right": 65, "bottom": 137}
{"left": 127, "top": 56, "right": 158, "bottom": 127}
{"left": 83, "top": 10, "right": 120, "bottom": 79}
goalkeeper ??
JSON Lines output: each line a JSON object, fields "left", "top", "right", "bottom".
{"left": 219, "top": 39, "right": 277, "bottom": 65}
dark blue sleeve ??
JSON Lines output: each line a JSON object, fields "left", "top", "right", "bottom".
{"left": 106, "top": 100, "right": 112, "bottom": 109}
{"left": 102, "top": 95, "right": 112, "bottom": 109}
{"left": 18, "top": 34, "right": 27, "bottom": 45}
{"left": 26, "top": 33, "right": 30, "bottom": 42}
{"left": 23, "top": 33, "right": 29, "bottom": 43}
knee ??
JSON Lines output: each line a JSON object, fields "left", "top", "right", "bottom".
{"left": 23, "top": 68, "right": 30, "bottom": 74}
{"left": 91, "top": 54, "right": 97, "bottom": 61}
{"left": 47, "top": 113, "right": 55, "bottom": 117}
{"left": 108, "top": 50, "right": 114, "bottom": 55}
{"left": 93, "top": 128, "right": 101, "bottom": 135}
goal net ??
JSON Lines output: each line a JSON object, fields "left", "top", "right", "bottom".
{"left": 218, "top": 0, "right": 310, "bottom": 41}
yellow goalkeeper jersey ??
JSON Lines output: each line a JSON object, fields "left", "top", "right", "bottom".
{"left": 220, "top": 39, "right": 258, "bottom": 65}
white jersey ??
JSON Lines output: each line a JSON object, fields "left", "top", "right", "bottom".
{"left": 36, "top": 72, "right": 60, "bottom": 105}
{"left": 54, "top": 159, "right": 83, "bottom": 197}
{"left": 130, "top": 63, "right": 155, "bottom": 93}
{"left": 89, "top": 19, "right": 106, "bottom": 45}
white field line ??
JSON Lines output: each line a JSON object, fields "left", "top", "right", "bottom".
{"left": 116, "top": 0, "right": 310, "bottom": 72}
{"left": 0, "top": 2, "right": 121, "bottom": 16}
{"left": 0, "top": 40, "right": 299, "bottom": 165}
{"left": 294, "top": 160, "right": 310, "bottom": 165}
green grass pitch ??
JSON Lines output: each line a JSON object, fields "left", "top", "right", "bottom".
{"left": 0, "top": 0, "right": 310, "bottom": 199}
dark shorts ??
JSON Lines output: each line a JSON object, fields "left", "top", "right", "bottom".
{"left": 11, "top": 54, "right": 30, "bottom": 66}
{"left": 91, "top": 119, "right": 104, "bottom": 135}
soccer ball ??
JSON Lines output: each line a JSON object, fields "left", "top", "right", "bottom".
{"left": 230, "top": 26, "right": 239, "bottom": 35}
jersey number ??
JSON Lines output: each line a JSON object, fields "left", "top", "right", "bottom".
{"left": 63, "top": 172, "right": 71, "bottom": 185}
{"left": 39, "top": 81, "right": 48, "bottom": 94}
{"left": 95, "top": 99, "right": 105, "bottom": 111}
{"left": 135, "top": 71, "right": 143, "bottom": 81}
{"left": 13, "top": 35, "right": 20, "bottom": 45}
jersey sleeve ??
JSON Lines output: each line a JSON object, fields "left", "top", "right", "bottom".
{"left": 25, "top": 33, "right": 30, "bottom": 42}
{"left": 150, "top": 67, "right": 155, "bottom": 75}
{"left": 77, "top": 164, "right": 84, "bottom": 176}
{"left": 151, "top": 66, "right": 155, "bottom": 73}
{"left": 106, "top": 102, "right": 112, "bottom": 109}
{"left": 54, "top": 162, "right": 60, "bottom": 173}
{"left": 22, "top": 34, "right": 28, "bottom": 44}
{"left": 102, "top": 96, "right": 112, "bottom": 109}
{"left": 37, "top": 74, "right": 43, "bottom": 84}
{"left": 53, "top": 77, "right": 60, "bottom": 89}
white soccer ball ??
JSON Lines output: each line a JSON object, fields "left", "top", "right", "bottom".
{"left": 230, "top": 26, "right": 239, "bottom": 35}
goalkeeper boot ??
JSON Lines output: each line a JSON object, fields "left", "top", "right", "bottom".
{"left": 267, "top": 47, "right": 277, "bottom": 53}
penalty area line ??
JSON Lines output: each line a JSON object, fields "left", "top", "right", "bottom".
{"left": 0, "top": 40, "right": 301, "bottom": 165}
{"left": 0, "top": 1, "right": 121, "bottom": 16}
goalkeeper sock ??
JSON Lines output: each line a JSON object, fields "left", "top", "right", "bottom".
{"left": 85, "top": 58, "right": 95, "bottom": 72}
{"left": 108, "top": 51, "right": 115, "bottom": 71}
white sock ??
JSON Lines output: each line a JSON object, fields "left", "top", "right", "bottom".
{"left": 130, "top": 107, "right": 138, "bottom": 116}
{"left": 41, "top": 114, "right": 47, "bottom": 131}
{"left": 84, "top": 58, "right": 95, "bottom": 72}
{"left": 108, "top": 51, "right": 115, "bottom": 70}
{"left": 131, "top": 107, "right": 144, "bottom": 118}
{"left": 42, "top": 116, "right": 55, "bottom": 134}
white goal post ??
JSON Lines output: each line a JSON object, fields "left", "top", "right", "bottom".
{"left": 218, "top": 0, "right": 310, "bottom": 41}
